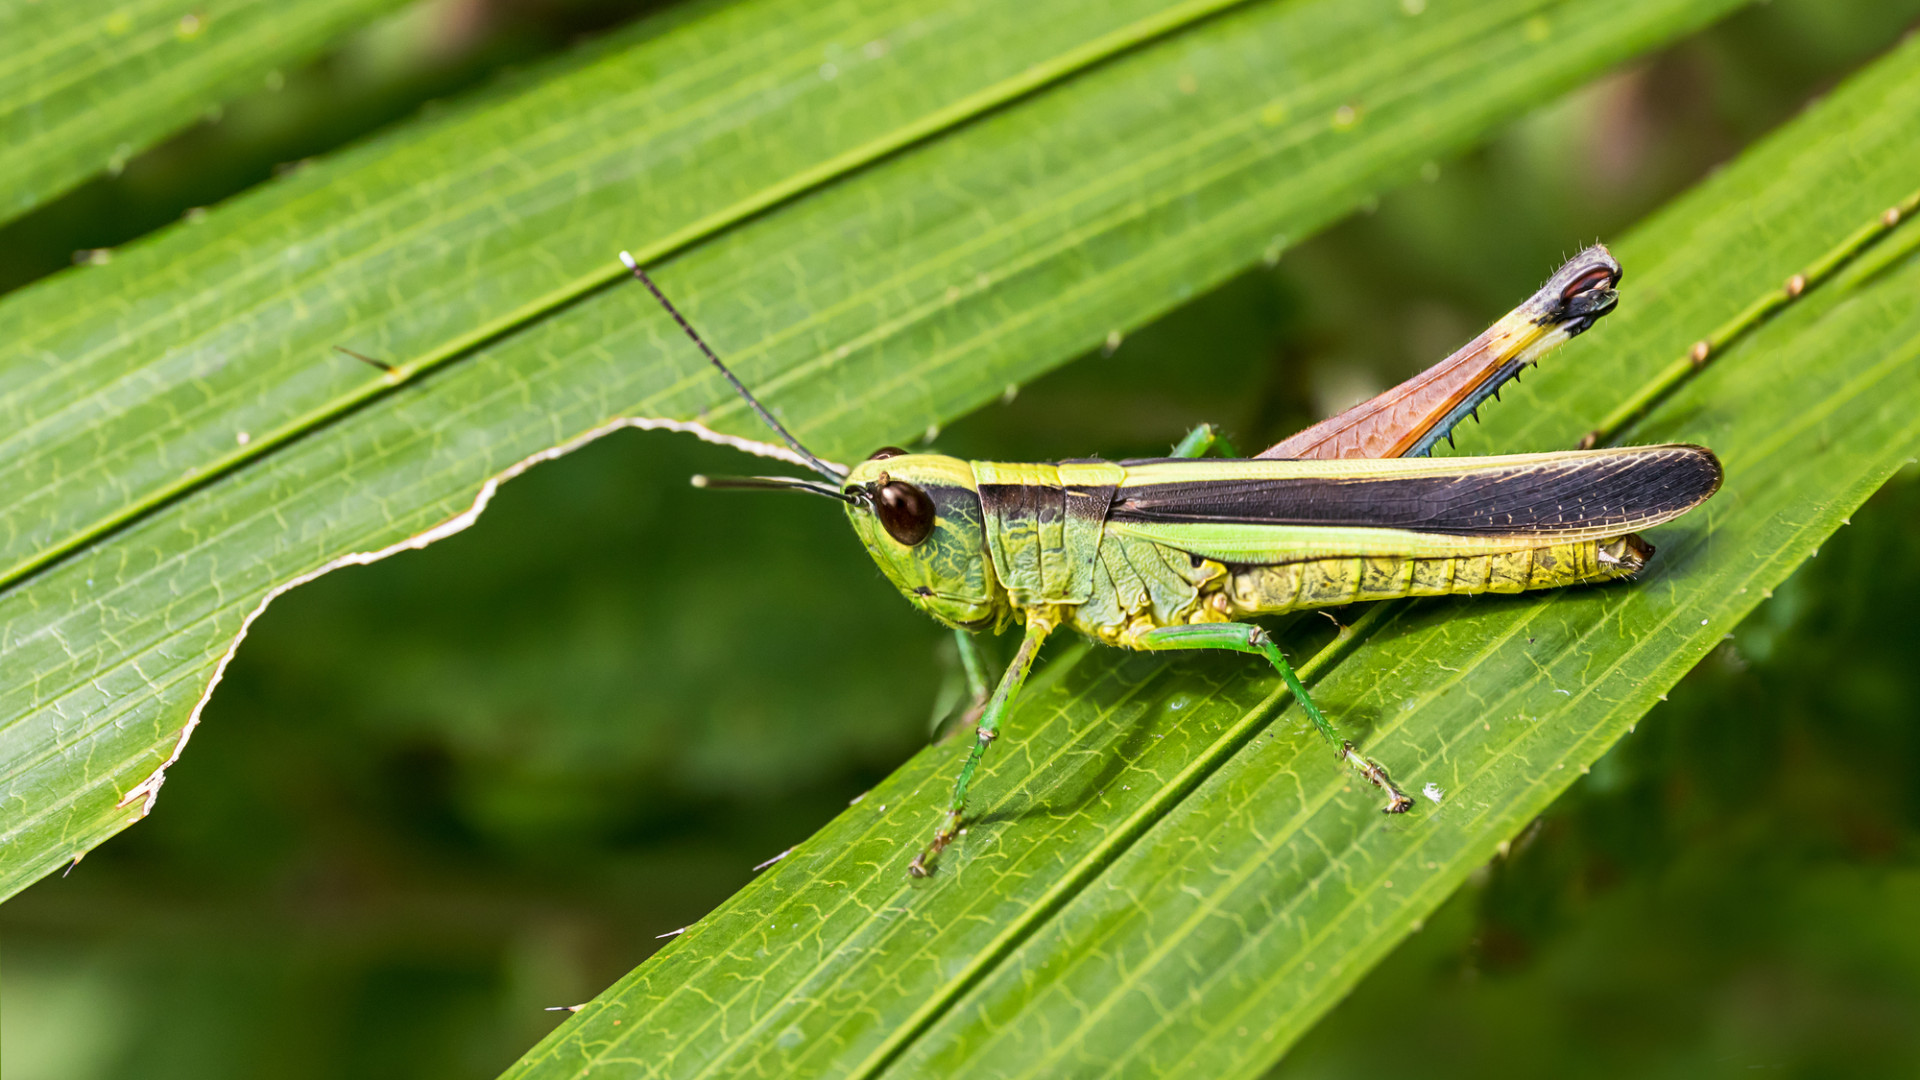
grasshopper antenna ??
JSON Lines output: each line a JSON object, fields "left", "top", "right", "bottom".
{"left": 620, "top": 252, "right": 846, "bottom": 483}
{"left": 690, "top": 473, "right": 862, "bottom": 505}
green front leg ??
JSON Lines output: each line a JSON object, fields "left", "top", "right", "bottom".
{"left": 1135, "top": 622, "right": 1414, "bottom": 813}
{"left": 909, "top": 617, "right": 1052, "bottom": 877}
{"left": 929, "top": 627, "right": 995, "bottom": 740}
{"left": 953, "top": 627, "right": 992, "bottom": 715}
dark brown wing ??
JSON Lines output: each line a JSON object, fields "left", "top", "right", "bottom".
{"left": 1111, "top": 444, "right": 1721, "bottom": 536}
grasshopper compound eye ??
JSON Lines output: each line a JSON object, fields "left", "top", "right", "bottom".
{"left": 875, "top": 480, "right": 935, "bottom": 545}
{"left": 867, "top": 446, "right": 909, "bottom": 461}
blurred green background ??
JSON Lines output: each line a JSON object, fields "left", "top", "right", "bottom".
{"left": 7, "top": 1, "right": 1920, "bottom": 1077}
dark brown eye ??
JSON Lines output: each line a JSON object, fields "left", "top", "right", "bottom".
{"left": 866, "top": 446, "right": 909, "bottom": 462}
{"left": 875, "top": 480, "right": 935, "bottom": 546}
{"left": 1560, "top": 265, "right": 1616, "bottom": 302}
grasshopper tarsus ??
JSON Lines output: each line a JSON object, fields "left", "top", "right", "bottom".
{"left": 910, "top": 813, "right": 963, "bottom": 877}
{"left": 1341, "top": 741, "right": 1415, "bottom": 813}
{"left": 1314, "top": 609, "right": 1355, "bottom": 643}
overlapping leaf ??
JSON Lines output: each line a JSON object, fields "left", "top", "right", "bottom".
{"left": 1, "top": 0, "right": 1744, "bottom": 902}
{"left": 0, "top": 0, "right": 412, "bottom": 222}
{"left": 502, "top": 33, "right": 1920, "bottom": 1080}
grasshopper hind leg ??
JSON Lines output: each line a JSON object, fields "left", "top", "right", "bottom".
{"left": 1135, "top": 622, "right": 1414, "bottom": 813}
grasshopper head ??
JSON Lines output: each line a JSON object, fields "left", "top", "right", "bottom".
{"left": 842, "top": 449, "right": 1006, "bottom": 631}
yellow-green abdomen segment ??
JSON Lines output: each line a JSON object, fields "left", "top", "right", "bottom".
{"left": 1216, "top": 534, "right": 1650, "bottom": 617}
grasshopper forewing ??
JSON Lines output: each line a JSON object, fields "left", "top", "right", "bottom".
{"left": 618, "top": 245, "right": 1721, "bottom": 876}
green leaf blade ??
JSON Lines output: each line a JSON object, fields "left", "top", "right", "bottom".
{"left": 0, "top": 0, "right": 413, "bottom": 222}
{"left": 875, "top": 42, "right": 1920, "bottom": 1079}
{"left": 0, "top": 0, "right": 1742, "bottom": 905}
{"left": 506, "top": 28, "right": 1920, "bottom": 1080}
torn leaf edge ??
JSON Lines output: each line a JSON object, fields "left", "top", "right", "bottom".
{"left": 112, "top": 417, "right": 835, "bottom": 820}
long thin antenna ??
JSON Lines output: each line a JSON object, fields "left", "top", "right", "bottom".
{"left": 620, "top": 252, "right": 845, "bottom": 482}
{"left": 691, "top": 473, "right": 863, "bottom": 504}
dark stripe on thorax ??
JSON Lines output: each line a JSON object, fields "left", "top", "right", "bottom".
{"left": 977, "top": 483, "right": 1062, "bottom": 524}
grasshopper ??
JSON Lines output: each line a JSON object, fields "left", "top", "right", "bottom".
{"left": 617, "top": 246, "right": 1721, "bottom": 876}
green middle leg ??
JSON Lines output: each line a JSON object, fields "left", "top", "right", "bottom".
{"left": 1135, "top": 621, "right": 1414, "bottom": 813}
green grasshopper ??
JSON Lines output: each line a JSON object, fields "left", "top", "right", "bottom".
{"left": 617, "top": 246, "right": 1721, "bottom": 876}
